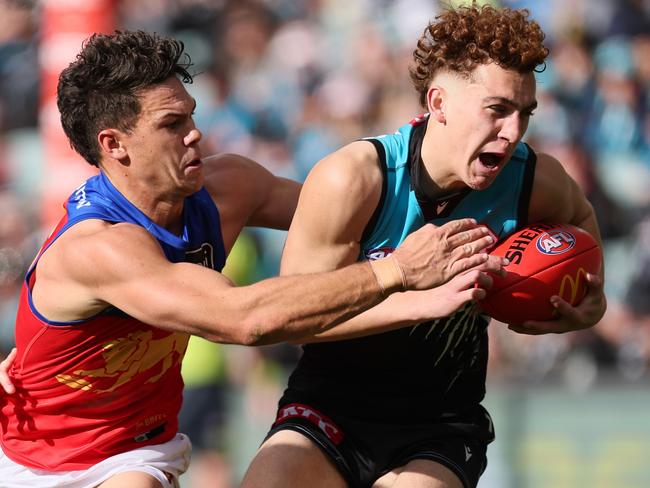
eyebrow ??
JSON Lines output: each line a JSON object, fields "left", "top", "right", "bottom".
{"left": 483, "top": 96, "right": 538, "bottom": 112}
{"left": 155, "top": 98, "right": 197, "bottom": 121}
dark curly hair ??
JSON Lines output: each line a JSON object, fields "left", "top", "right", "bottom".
{"left": 57, "top": 30, "right": 193, "bottom": 167}
{"left": 409, "top": 5, "right": 549, "bottom": 108}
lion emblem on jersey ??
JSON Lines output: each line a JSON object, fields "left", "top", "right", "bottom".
{"left": 55, "top": 330, "right": 189, "bottom": 393}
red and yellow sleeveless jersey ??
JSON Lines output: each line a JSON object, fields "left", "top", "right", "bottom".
{"left": 1, "top": 173, "right": 225, "bottom": 470}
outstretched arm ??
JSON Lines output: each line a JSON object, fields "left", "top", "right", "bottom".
{"left": 294, "top": 268, "right": 496, "bottom": 343}
{"left": 30, "top": 201, "right": 494, "bottom": 348}
{"left": 510, "top": 152, "right": 607, "bottom": 335}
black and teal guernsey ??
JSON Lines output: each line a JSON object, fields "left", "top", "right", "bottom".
{"left": 284, "top": 115, "right": 536, "bottom": 425}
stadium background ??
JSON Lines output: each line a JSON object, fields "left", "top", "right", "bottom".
{"left": 0, "top": 0, "right": 649, "bottom": 486}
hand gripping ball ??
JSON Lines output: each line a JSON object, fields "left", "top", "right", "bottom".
{"left": 479, "top": 223, "right": 602, "bottom": 325}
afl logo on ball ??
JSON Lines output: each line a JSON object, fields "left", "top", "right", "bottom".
{"left": 365, "top": 247, "right": 395, "bottom": 261}
{"left": 536, "top": 229, "right": 576, "bottom": 255}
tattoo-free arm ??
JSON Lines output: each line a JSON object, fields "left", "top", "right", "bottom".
{"left": 510, "top": 152, "right": 607, "bottom": 334}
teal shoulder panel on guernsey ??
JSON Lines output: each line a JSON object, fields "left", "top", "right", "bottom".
{"left": 361, "top": 120, "right": 422, "bottom": 255}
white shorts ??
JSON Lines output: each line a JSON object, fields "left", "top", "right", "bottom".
{"left": 0, "top": 433, "right": 191, "bottom": 488}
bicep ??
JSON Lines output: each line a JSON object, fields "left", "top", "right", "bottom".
{"left": 247, "top": 174, "right": 301, "bottom": 230}
{"left": 96, "top": 246, "right": 227, "bottom": 324}
{"left": 529, "top": 153, "right": 595, "bottom": 226}
{"left": 70, "top": 226, "right": 247, "bottom": 340}
{"left": 203, "top": 153, "right": 301, "bottom": 237}
{"left": 281, "top": 142, "right": 383, "bottom": 275}
{"left": 529, "top": 152, "right": 603, "bottom": 247}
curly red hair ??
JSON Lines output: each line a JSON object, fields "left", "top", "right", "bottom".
{"left": 409, "top": 5, "right": 549, "bottom": 107}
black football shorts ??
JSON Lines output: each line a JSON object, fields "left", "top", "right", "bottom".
{"left": 265, "top": 401, "right": 494, "bottom": 488}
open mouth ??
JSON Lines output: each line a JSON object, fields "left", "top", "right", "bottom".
{"left": 183, "top": 158, "right": 203, "bottom": 175}
{"left": 478, "top": 152, "right": 505, "bottom": 169}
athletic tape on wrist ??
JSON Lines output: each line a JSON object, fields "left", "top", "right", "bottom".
{"left": 369, "top": 256, "right": 407, "bottom": 295}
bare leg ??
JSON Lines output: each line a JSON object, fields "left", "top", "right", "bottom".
{"left": 373, "top": 459, "right": 463, "bottom": 488}
{"left": 184, "top": 451, "right": 232, "bottom": 488}
{"left": 241, "top": 430, "right": 347, "bottom": 488}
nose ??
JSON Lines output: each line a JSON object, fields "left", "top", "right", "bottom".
{"left": 498, "top": 113, "right": 525, "bottom": 144}
{"left": 184, "top": 128, "right": 202, "bottom": 146}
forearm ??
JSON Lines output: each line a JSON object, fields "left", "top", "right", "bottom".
{"left": 292, "top": 292, "right": 420, "bottom": 343}
{"left": 203, "top": 260, "right": 399, "bottom": 346}
{"left": 292, "top": 265, "right": 492, "bottom": 343}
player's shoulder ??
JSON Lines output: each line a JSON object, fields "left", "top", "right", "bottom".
{"left": 60, "top": 219, "right": 158, "bottom": 260}
{"left": 529, "top": 150, "right": 578, "bottom": 222}
{"left": 202, "top": 153, "right": 276, "bottom": 202}
{"left": 37, "top": 218, "right": 160, "bottom": 289}
{"left": 534, "top": 151, "right": 567, "bottom": 177}
{"left": 532, "top": 151, "right": 573, "bottom": 196}
{"left": 203, "top": 153, "right": 265, "bottom": 186}
{"left": 306, "top": 140, "right": 384, "bottom": 196}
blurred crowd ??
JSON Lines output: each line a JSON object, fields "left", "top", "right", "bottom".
{"left": 0, "top": 0, "right": 649, "bottom": 486}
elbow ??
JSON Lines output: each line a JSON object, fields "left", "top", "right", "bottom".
{"left": 236, "top": 313, "right": 276, "bottom": 347}
{"left": 196, "top": 321, "right": 266, "bottom": 346}
{"left": 238, "top": 325, "right": 266, "bottom": 347}
{"left": 237, "top": 312, "right": 298, "bottom": 347}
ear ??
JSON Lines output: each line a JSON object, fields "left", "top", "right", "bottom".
{"left": 97, "top": 129, "right": 129, "bottom": 163}
{"left": 426, "top": 85, "right": 446, "bottom": 124}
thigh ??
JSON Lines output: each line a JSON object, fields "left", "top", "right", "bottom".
{"left": 373, "top": 459, "right": 463, "bottom": 488}
{"left": 381, "top": 436, "right": 488, "bottom": 488}
{"left": 241, "top": 430, "right": 347, "bottom": 488}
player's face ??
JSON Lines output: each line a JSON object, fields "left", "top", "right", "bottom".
{"left": 444, "top": 63, "right": 537, "bottom": 190}
{"left": 123, "top": 76, "right": 204, "bottom": 197}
